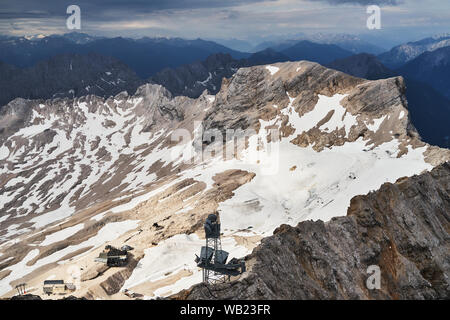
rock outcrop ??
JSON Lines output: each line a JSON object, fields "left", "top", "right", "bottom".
{"left": 327, "top": 53, "right": 450, "bottom": 148}
{"left": 175, "top": 162, "right": 450, "bottom": 300}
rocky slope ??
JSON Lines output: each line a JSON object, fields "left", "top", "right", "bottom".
{"left": 175, "top": 162, "right": 450, "bottom": 300}
{"left": 327, "top": 53, "right": 450, "bottom": 149}
{"left": 0, "top": 61, "right": 448, "bottom": 299}
{"left": 245, "top": 48, "right": 290, "bottom": 65}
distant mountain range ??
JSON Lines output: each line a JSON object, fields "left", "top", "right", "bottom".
{"left": 148, "top": 53, "right": 240, "bottom": 98}
{"left": 378, "top": 34, "right": 450, "bottom": 68}
{"left": 210, "top": 38, "right": 254, "bottom": 53}
{"left": 0, "top": 33, "right": 357, "bottom": 77}
{"left": 280, "top": 40, "right": 353, "bottom": 65}
{"left": 327, "top": 53, "right": 394, "bottom": 80}
{"left": 253, "top": 33, "right": 385, "bottom": 55}
{"left": 0, "top": 53, "right": 143, "bottom": 106}
{"left": 245, "top": 48, "right": 290, "bottom": 65}
{"left": 0, "top": 34, "right": 360, "bottom": 106}
{"left": 148, "top": 45, "right": 349, "bottom": 99}
{"left": 1, "top": 32, "right": 448, "bottom": 149}
{"left": 397, "top": 46, "right": 450, "bottom": 100}
{"left": 0, "top": 33, "right": 248, "bottom": 78}
{"left": 46, "top": 32, "right": 102, "bottom": 44}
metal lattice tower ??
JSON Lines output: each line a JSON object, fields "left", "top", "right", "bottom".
{"left": 203, "top": 233, "right": 228, "bottom": 284}
{"left": 195, "top": 213, "right": 246, "bottom": 285}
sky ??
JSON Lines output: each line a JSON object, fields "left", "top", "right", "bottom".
{"left": 1, "top": 0, "right": 449, "bottom": 47}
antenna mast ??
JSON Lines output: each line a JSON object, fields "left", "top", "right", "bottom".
{"left": 195, "top": 213, "right": 245, "bottom": 284}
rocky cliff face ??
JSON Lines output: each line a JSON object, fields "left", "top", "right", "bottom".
{"left": 175, "top": 162, "right": 450, "bottom": 300}
{"left": 326, "top": 53, "right": 450, "bottom": 149}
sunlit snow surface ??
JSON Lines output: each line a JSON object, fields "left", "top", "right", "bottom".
{"left": 265, "top": 65, "right": 280, "bottom": 75}
{"left": 121, "top": 93, "right": 432, "bottom": 297}
{"left": 122, "top": 234, "right": 250, "bottom": 298}
{"left": 0, "top": 97, "right": 178, "bottom": 230}
{"left": 0, "top": 91, "right": 433, "bottom": 298}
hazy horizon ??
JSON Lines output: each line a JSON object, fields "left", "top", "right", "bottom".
{"left": 1, "top": 0, "right": 450, "bottom": 50}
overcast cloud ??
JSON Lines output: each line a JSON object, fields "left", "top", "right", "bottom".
{"left": 0, "top": 0, "right": 448, "bottom": 44}
{"left": 310, "top": 0, "right": 400, "bottom": 5}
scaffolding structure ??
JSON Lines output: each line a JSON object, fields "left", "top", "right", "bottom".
{"left": 195, "top": 213, "right": 245, "bottom": 285}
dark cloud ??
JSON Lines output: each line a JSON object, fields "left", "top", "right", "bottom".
{"left": 1, "top": 0, "right": 447, "bottom": 41}
{"left": 308, "top": 0, "right": 400, "bottom": 5}
{"left": 0, "top": 0, "right": 274, "bottom": 20}
{"left": 220, "top": 10, "right": 241, "bottom": 20}
{"left": 0, "top": 11, "right": 53, "bottom": 19}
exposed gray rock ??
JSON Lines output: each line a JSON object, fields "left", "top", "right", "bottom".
{"left": 175, "top": 162, "right": 450, "bottom": 300}
{"left": 327, "top": 53, "right": 450, "bottom": 148}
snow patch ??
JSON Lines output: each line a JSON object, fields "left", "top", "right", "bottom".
{"left": 0, "top": 146, "right": 10, "bottom": 160}
{"left": 122, "top": 233, "right": 250, "bottom": 298}
{"left": 281, "top": 93, "right": 355, "bottom": 137}
{"left": 265, "top": 65, "right": 279, "bottom": 75}
{"left": 40, "top": 223, "right": 85, "bottom": 246}
{"left": 366, "top": 115, "right": 387, "bottom": 132}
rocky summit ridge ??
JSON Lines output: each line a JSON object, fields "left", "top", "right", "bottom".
{"left": 0, "top": 61, "right": 448, "bottom": 299}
